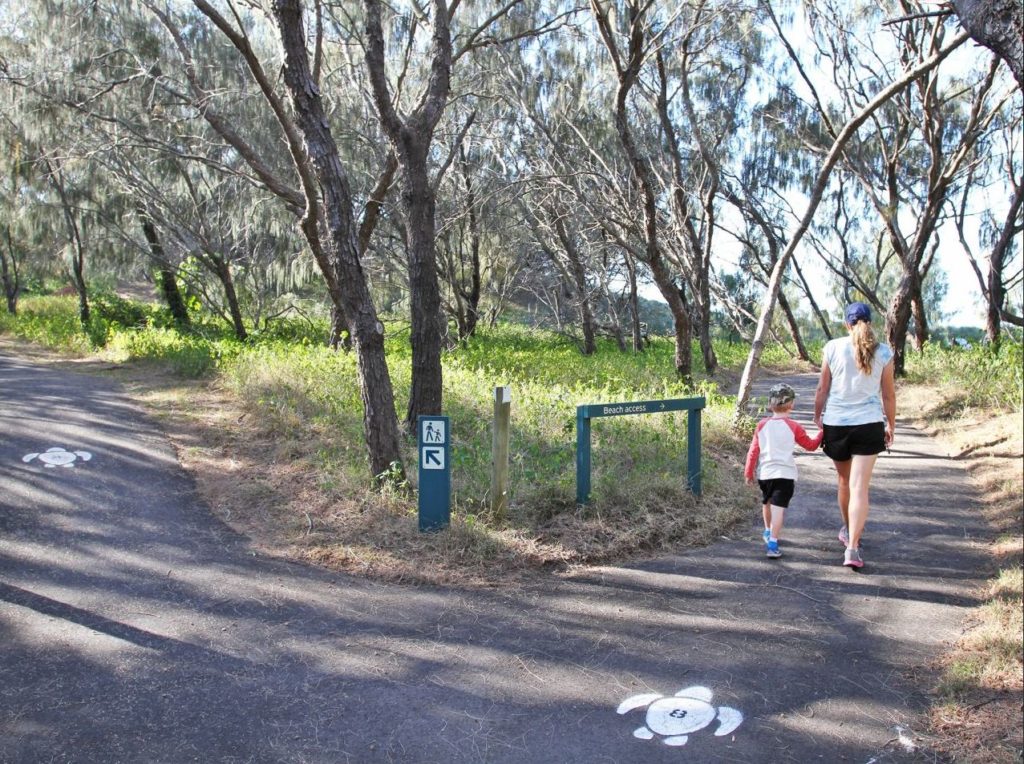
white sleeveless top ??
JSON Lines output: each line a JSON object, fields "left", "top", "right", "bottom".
{"left": 822, "top": 337, "right": 893, "bottom": 426}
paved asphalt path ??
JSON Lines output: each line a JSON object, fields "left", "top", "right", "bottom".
{"left": 0, "top": 352, "right": 992, "bottom": 763}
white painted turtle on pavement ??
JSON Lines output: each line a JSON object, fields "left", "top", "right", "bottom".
{"left": 617, "top": 685, "right": 743, "bottom": 746}
{"left": 23, "top": 447, "right": 93, "bottom": 468}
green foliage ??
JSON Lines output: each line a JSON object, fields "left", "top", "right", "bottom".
{"left": 905, "top": 341, "right": 1023, "bottom": 412}
{"left": 219, "top": 323, "right": 750, "bottom": 534}
{"left": 105, "top": 327, "right": 240, "bottom": 377}
{"left": 0, "top": 296, "right": 92, "bottom": 352}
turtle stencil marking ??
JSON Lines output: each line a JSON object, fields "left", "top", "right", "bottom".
{"left": 22, "top": 447, "right": 93, "bottom": 469}
{"left": 617, "top": 685, "right": 743, "bottom": 747}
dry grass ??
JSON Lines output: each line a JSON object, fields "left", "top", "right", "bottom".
{"left": 900, "top": 380, "right": 1023, "bottom": 764}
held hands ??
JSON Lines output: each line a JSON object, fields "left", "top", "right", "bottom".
{"left": 885, "top": 422, "right": 895, "bottom": 447}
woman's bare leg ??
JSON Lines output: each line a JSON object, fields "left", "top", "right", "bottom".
{"left": 833, "top": 459, "right": 852, "bottom": 530}
{"left": 847, "top": 454, "right": 878, "bottom": 548}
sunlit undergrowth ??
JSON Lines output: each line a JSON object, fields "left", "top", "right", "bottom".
{"left": 900, "top": 340, "right": 1023, "bottom": 764}
{"left": 2, "top": 296, "right": 770, "bottom": 581}
{"left": 221, "top": 323, "right": 758, "bottom": 574}
{"left": 905, "top": 341, "right": 1023, "bottom": 412}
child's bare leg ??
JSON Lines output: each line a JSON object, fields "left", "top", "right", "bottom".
{"left": 762, "top": 503, "right": 772, "bottom": 534}
{"left": 769, "top": 505, "right": 785, "bottom": 540}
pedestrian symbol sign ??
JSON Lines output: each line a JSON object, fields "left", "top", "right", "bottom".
{"left": 422, "top": 420, "right": 445, "bottom": 444}
{"left": 417, "top": 416, "right": 450, "bottom": 531}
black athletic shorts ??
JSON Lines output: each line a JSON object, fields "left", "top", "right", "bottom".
{"left": 822, "top": 422, "right": 886, "bottom": 461}
{"left": 758, "top": 478, "right": 795, "bottom": 508}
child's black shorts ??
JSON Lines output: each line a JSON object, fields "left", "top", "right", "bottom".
{"left": 758, "top": 478, "right": 795, "bottom": 508}
{"left": 822, "top": 422, "right": 886, "bottom": 461}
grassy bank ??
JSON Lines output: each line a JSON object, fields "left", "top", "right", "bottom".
{"left": 902, "top": 346, "right": 1023, "bottom": 763}
{"left": 1, "top": 295, "right": 806, "bottom": 584}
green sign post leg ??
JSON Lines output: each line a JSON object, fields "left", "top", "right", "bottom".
{"left": 687, "top": 407, "right": 702, "bottom": 496}
{"left": 576, "top": 406, "right": 591, "bottom": 505}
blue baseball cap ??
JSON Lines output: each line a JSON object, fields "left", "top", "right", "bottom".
{"left": 845, "top": 302, "right": 871, "bottom": 325}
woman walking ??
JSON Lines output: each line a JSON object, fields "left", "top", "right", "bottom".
{"left": 813, "top": 302, "right": 896, "bottom": 568}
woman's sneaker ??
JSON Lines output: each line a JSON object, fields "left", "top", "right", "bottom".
{"left": 766, "top": 540, "right": 782, "bottom": 558}
{"left": 763, "top": 528, "right": 772, "bottom": 544}
{"left": 843, "top": 547, "right": 864, "bottom": 568}
{"left": 838, "top": 526, "right": 850, "bottom": 546}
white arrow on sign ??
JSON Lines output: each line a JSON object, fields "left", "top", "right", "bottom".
{"left": 422, "top": 447, "right": 445, "bottom": 470}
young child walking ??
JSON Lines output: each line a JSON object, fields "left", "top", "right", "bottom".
{"left": 744, "top": 383, "right": 823, "bottom": 558}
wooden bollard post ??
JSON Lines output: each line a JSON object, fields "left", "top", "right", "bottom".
{"left": 491, "top": 385, "right": 511, "bottom": 522}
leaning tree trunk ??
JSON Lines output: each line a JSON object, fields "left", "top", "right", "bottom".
{"left": 137, "top": 209, "right": 190, "bottom": 327}
{"left": 213, "top": 258, "right": 248, "bottom": 341}
{"left": 274, "top": 0, "right": 403, "bottom": 480}
{"left": 158, "top": 267, "right": 190, "bottom": 328}
{"left": 778, "top": 291, "right": 811, "bottom": 362}
{"left": 734, "top": 32, "right": 968, "bottom": 420}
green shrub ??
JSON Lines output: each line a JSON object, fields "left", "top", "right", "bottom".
{"left": 105, "top": 326, "right": 240, "bottom": 377}
{"left": 0, "top": 296, "right": 92, "bottom": 352}
{"left": 906, "top": 341, "right": 1023, "bottom": 411}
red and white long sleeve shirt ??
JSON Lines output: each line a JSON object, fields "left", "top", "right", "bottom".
{"left": 744, "top": 416, "right": 823, "bottom": 481}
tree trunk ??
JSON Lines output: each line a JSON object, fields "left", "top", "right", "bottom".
{"left": 886, "top": 271, "right": 918, "bottom": 376}
{"left": 213, "top": 258, "right": 248, "bottom": 341}
{"left": 910, "top": 288, "right": 929, "bottom": 350}
{"left": 158, "top": 267, "right": 190, "bottom": 328}
{"left": 697, "top": 273, "right": 717, "bottom": 373}
{"left": 364, "top": 0, "right": 450, "bottom": 433}
{"left": 44, "top": 155, "right": 89, "bottom": 325}
{"left": 555, "top": 218, "right": 596, "bottom": 355}
{"left": 274, "top": 0, "right": 403, "bottom": 481}
{"left": 778, "top": 291, "right": 811, "bottom": 362}
{"left": 400, "top": 151, "right": 444, "bottom": 430}
{"left": 1, "top": 225, "right": 19, "bottom": 314}
{"left": 624, "top": 253, "right": 644, "bottom": 352}
{"left": 950, "top": 0, "right": 1024, "bottom": 88}
{"left": 791, "top": 255, "right": 832, "bottom": 341}
{"left": 458, "top": 147, "right": 482, "bottom": 341}
{"left": 985, "top": 178, "right": 1024, "bottom": 346}
{"left": 650, "top": 260, "right": 692, "bottom": 381}
{"left": 137, "top": 208, "right": 190, "bottom": 327}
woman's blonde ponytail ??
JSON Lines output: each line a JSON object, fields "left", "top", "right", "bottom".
{"left": 850, "top": 321, "right": 879, "bottom": 374}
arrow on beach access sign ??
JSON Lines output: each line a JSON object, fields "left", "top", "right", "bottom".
{"left": 422, "top": 447, "right": 445, "bottom": 469}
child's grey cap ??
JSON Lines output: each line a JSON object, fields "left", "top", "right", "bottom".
{"left": 768, "top": 383, "right": 796, "bottom": 407}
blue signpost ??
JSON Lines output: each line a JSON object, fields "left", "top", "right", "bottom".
{"left": 418, "top": 415, "right": 451, "bottom": 531}
{"left": 576, "top": 397, "right": 705, "bottom": 505}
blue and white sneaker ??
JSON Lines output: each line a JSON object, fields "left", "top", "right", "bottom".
{"left": 763, "top": 528, "right": 771, "bottom": 544}
{"left": 766, "top": 539, "right": 782, "bottom": 558}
